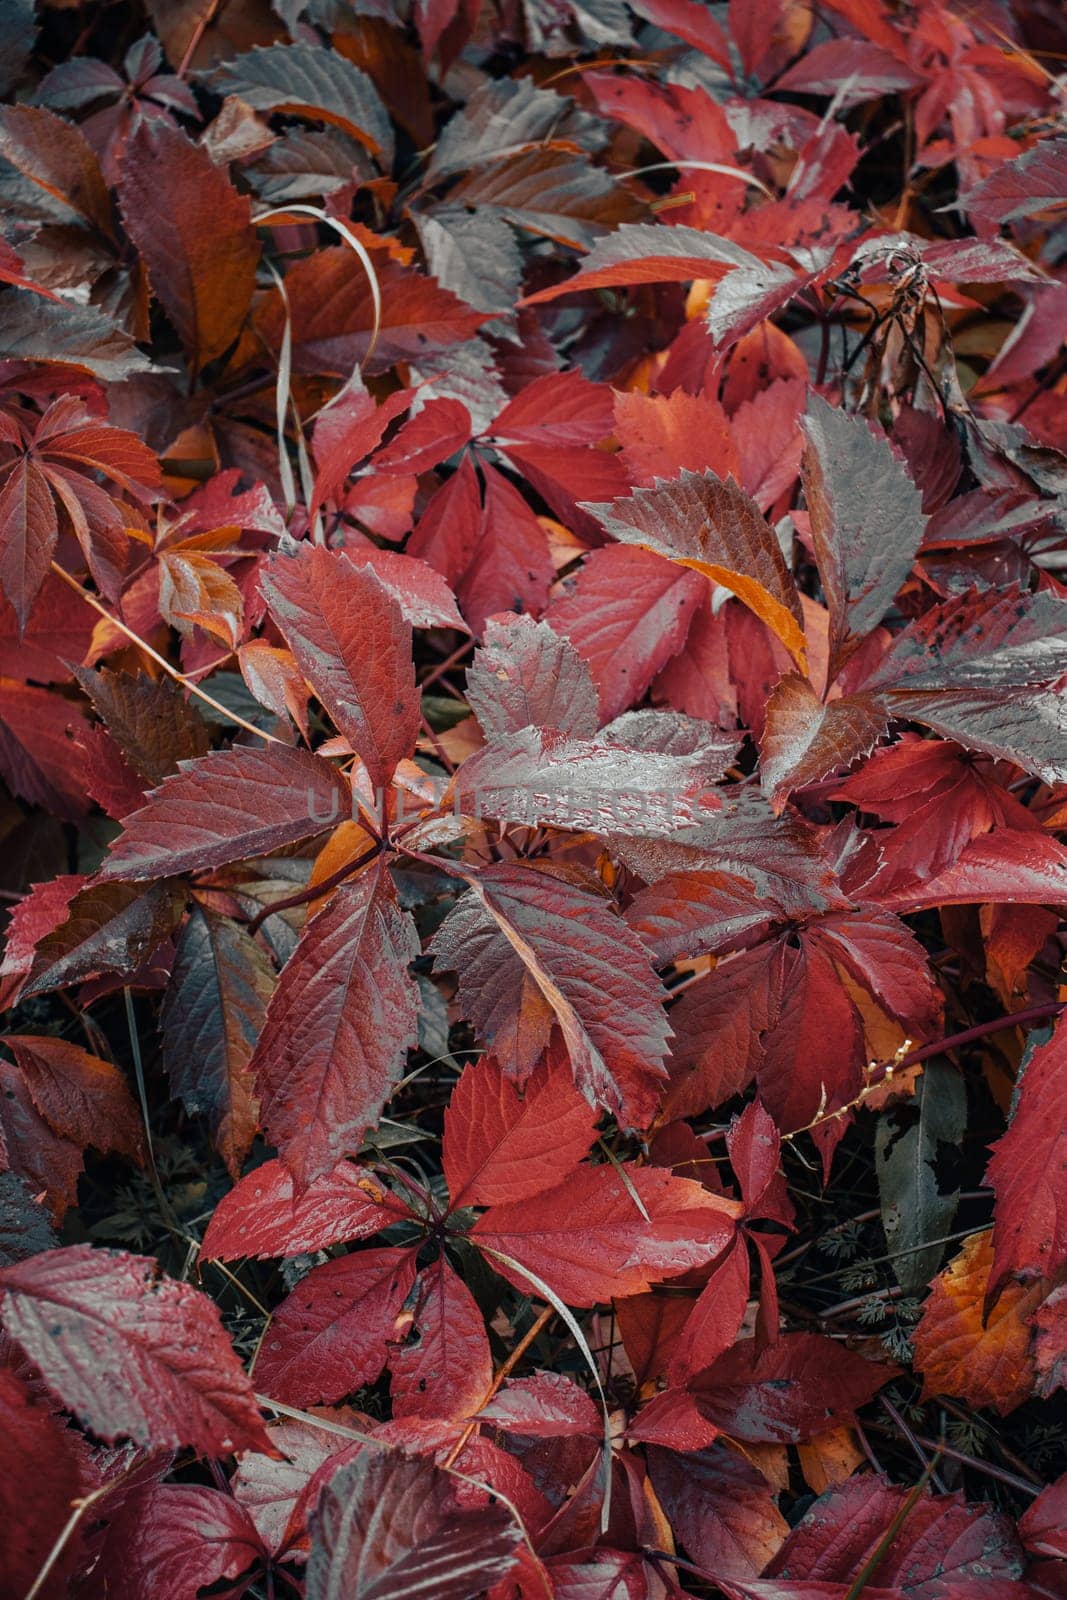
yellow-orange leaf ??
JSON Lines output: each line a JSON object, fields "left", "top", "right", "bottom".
{"left": 912, "top": 1228, "right": 1039, "bottom": 1415}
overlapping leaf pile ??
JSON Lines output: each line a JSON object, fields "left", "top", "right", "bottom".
{"left": 1, "top": 1, "right": 1066, "bottom": 1596}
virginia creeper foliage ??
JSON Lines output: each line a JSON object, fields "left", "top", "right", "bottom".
{"left": 0, "top": 0, "right": 1066, "bottom": 1596}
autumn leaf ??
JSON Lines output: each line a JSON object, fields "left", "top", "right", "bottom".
{"left": 913, "top": 1230, "right": 1040, "bottom": 1414}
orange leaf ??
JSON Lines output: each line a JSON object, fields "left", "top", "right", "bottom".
{"left": 912, "top": 1228, "right": 1040, "bottom": 1415}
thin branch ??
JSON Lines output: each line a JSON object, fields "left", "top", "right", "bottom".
{"left": 441, "top": 1303, "right": 556, "bottom": 1470}
{"left": 51, "top": 562, "right": 281, "bottom": 747}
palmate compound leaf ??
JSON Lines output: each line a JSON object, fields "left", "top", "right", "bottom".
{"left": 255, "top": 1245, "right": 418, "bottom": 1405}
{"left": 799, "top": 389, "right": 927, "bottom": 672}
{"left": 449, "top": 723, "right": 733, "bottom": 837}
{"left": 261, "top": 546, "right": 420, "bottom": 794}
{"left": 160, "top": 908, "right": 276, "bottom": 1178}
{"left": 202, "top": 1158, "right": 408, "bottom": 1261}
{"left": 430, "top": 864, "right": 673, "bottom": 1128}
{"left": 98, "top": 744, "right": 350, "bottom": 882}
{"left": 442, "top": 1047, "right": 598, "bottom": 1209}
{"left": 583, "top": 470, "right": 806, "bottom": 668}
{"left": 912, "top": 1229, "right": 1039, "bottom": 1416}
{"left": 471, "top": 1162, "right": 738, "bottom": 1306}
{"left": 117, "top": 119, "right": 260, "bottom": 375}
{"left": 0, "top": 1245, "right": 271, "bottom": 1455}
{"left": 306, "top": 1448, "right": 522, "bottom": 1600}
{"left": 985, "top": 1015, "right": 1067, "bottom": 1290}
{"left": 253, "top": 860, "right": 421, "bottom": 1189}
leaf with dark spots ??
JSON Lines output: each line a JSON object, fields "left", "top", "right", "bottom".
{"left": 692, "top": 1334, "right": 894, "bottom": 1443}
{"left": 255, "top": 1246, "right": 418, "bottom": 1405}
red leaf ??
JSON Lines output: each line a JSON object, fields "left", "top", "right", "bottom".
{"left": 472, "top": 1162, "right": 738, "bottom": 1305}
{"left": 480, "top": 1370, "right": 601, "bottom": 1437}
{"left": 760, "top": 675, "right": 887, "bottom": 813}
{"left": 0, "top": 1366, "right": 94, "bottom": 1598}
{"left": 0, "top": 1244, "right": 271, "bottom": 1455}
{"left": 306, "top": 1447, "right": 522, "bottom": 1599}
{"left": 390, "top": 1255, "right": 492, "bottom": 1422}
{"left": 764, "top": 1473, "right": 1024, "bottom": 1596}
{"left": 662, "top": 944, "right": 784, "bottom": 1120}
{"left": 648, "top": 1442, "right": 787, "bottom": 1579}
{"left": 117, "top": 120, "right": 258, "bottom": 373}
{"left": 586, "top": 471, "right": 806, "bottom": 668}
{"left": 258, "top": 249, "right": 487, "bottom": 377}
{"left": 262, "top": 546, "right": 419, "bottom": 792}
{"left": 777, "top": 39, "right": 923, "bottom": 103}
{"left": 455, "top": 461, "right": 554, "bottom": 637}
{"left": 443, "top": 1048, "right": 598, "bottom": 1209}
{"left": 202, "top": 1158, "right": 406, "bottom": 1261}
{"left": 3, "top": 1034, "right": 143, "bottom": 1165}
{"left": 431, "top": 864, "right": 672, "bottom": 1127}
{"left": 99, "top": 743, "right": 348, "bottom": 881}
{"left": 342, "top": 546, "right": 468, "bottom": 632}
{"left": 98, "top": 1483, "right": 267, "bottom": 1600}
{"left": 0, "top": 677, "right": 87, "bottom": 817}
{"left": 546, "top": 544, "right": 709, "bottom": 721}
{"left": 0, "top": 456, "right": 58, "bottom": 632}
{"left": 0, "top": 569, "right": 94, "bottom": 682}
{"left": 255, "top": 1245, "right": 418, "bottom": 1404}
{"left": 986, "top": 1015, "right": 1067, "bottom": 1288}
{"left": 614, "top": 387, "right": 740, "bottom": 488}
{"left": 253, "top": 861, "right": 420, "bottom": 1188}
{"left": 693, "top": 1333, "right": 894, "bottom": 1442}
{"left": 756, "top": 942, "right": 864, "bottom": 1135}
{"left": 670, "top": 1234, "right": 752, "bottom": 1380}
{"left": 1020, "top": 1472, "right": 1067, "bottom": 1559}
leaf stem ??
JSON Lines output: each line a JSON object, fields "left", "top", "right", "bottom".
{"left": 441, "top": 1303, "right": 556, "bottom": 1470}
{"left": 245, "top": 841, "right": 383, "bottom": 936}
